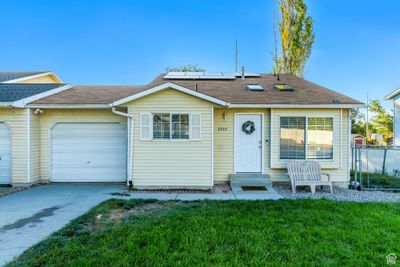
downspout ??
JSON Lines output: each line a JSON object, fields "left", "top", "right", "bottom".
{"left": 26, "top": 108, "right": 31, "bottom": 183}
{"left": 112, "top": 107, "right": 133, "bottom": 187}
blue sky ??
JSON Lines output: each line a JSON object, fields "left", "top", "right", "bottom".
{"left": 1, "top": 0, "right": 399, "bottom": 109}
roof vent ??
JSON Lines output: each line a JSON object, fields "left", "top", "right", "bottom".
{"left": 332, "top": 98, "right": 342, "bottom": 104}
{"left": 273, "top": 83, "right": 294, "bottom": 91}
{"left": 246, "top": 84, "right": 264, "bottom": 91}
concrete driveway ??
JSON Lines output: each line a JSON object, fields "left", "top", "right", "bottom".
{"left": 0, "top": 183, "right": 125, "bottom": 265}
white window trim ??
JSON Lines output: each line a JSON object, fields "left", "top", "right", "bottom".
{"left": 148, "top": 112, "right": 201, "bottom": 142}
{"left": 278, "top": 115, "right": 335, "bottom": 161}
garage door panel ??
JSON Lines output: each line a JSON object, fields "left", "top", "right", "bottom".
{"left": 0, "top": 123, "right": 11, "bottom": 184}
{"left": 51, "top": 123, "right": 127, "bottom": 182}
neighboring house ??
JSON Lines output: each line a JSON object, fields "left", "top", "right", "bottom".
{"left": 0, "top": 71, "right": 62, "bottom": 84}
{"left": 0, "top": 71, "right": 70, "bottom": 185}
{"left": 385, "top": 88, "right": 400, "bottom": 146}
{"left": 0, "top": 71, "right": 364, "bottom": 188}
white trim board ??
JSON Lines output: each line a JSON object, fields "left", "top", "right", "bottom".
{"left": 12, "top": 84, "right": 73, "bottom": 108}
{"left": 228, "top": 103, "right": 365, "bottom": 109}
{"left": 2, "top": 72, "right": 63, "bottom": 84}
{"left": 111, "top": 82, "right": 229, "bottom": 107}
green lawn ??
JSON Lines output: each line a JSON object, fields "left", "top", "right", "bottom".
{"left": 8, "top": 199, "right": 400, "bottom": 266}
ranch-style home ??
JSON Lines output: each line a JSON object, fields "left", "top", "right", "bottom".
{"left": 0, "top": 71, "right": 364, "bottom": 188}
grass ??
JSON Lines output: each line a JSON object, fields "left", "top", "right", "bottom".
{"left": 8, "top": 199, "right": 400, "bottom": 266}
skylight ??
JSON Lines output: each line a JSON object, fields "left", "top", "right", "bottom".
{"left": 246, "top": 84, "right": 264, "bottom": 91}
{"left": 273, "top": 83, "right": 294, "bottom": 91}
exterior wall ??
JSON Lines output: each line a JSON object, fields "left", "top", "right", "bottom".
{"left": 38, "top": 109, "right": 127, "bottom": 181}
{"left": 127, "top": 89, "right": 213, "bottom": 187}
{"left": 269, "top": 108, "right": 350, "bottom": 185}
{"left": 0, "top": 108, "right": 27, "bottom": 184}
{"left": 19, "top": 74, "right": 60, "bottom": 84}
{"left": 214, "top": 108, "right": 270, "bottom": 183}
{"left": 214, "top": 108, "right": 351, "bottom": 186}
{"left": 29, "top": 109, "right": 41, "bottom": 182}
{"left": 394, "top": 97, "right": 400, "bottom": 146}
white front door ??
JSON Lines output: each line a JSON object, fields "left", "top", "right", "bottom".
{"left": 235, "top": 114, "right": 262, "bottom": 173}
{"left": 0, "top": 123, "right": 11, "bottom": 185}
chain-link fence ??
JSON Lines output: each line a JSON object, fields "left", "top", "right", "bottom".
{"left": 351, "top": 145, "right": 400, "bottom": 191}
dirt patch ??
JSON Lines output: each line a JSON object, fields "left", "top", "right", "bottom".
{"left": 79, "top": 202, "right": 181, "bottom": 233}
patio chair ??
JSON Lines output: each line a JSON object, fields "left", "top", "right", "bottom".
{"left": 287, "top": 160, "right": 333, "bottom": 194}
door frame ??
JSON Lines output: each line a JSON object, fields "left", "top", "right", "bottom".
{"left": 233, "top": 113, "right": 264, "bottom": 173}
{"left": 0, "top": 122, "right": 12, "bottom": 185}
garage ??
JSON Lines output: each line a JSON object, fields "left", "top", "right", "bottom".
{"left": 50, "top": 123, "right": 127, "bottom": 182}
{"left": 0, "top": 123, "right": 11, "bottom": 185}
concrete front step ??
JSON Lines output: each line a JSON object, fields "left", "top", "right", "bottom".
{"left": 229, "top": 173, "right": 273, "bottom": 191}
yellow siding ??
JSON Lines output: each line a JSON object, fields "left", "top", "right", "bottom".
{"left": 127, "top": 89, "right": 213, "bottom": 187}
{"left": 19, "top": 74, "right": 60, "bottom": 84}
{"left": 214, "top": 108, "right": 270, "bottom": 183}
{"left": 30, "top": 109, "right": 41, "bottom": 182}
{"left": 38, "top": 109, "right": 127, "bottom": 181}
{"left": 0, "top": 108, "right": 27, "bottom": 184}
{"left": 269, "top": 108, "right": 350, "bottom": 184}
{"left": 214, "top": 108, "right": 351, "bottom": 185}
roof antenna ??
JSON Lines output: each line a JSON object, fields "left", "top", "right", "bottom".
{"left": 235, "top": 40, "right": 238, "bottom": 73}
{"left": 195, "top": 83, "right": 198, "bottom": 91}
{"left": 241, "top": 66, "right": 245, "bottom": 80}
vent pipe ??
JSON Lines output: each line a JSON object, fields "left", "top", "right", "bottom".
{"left": 241, "top": 66, "right": 245, "bottom": 80}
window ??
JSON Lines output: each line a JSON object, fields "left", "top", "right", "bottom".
{"left": 280, "top": 117, "right": 333, "bottom": 160}
{"left": 280, "top": 117, "right": 306, "bottom": 159}
{"left": 153, "top": 113, "right": 170, "bottom": 139}
{"left": 152, "top": 113, "right": 189, "bottom": 140}
{"left": 171, "top": 114, "right": 189, "bottom": 139}
{"left": 140, "top": 112, "right": 201, "bottom": 141}
{"left": 307, "top": 117, "right": 333, "bottom": 159}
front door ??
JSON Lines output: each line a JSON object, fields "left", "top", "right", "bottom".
{"left": 235, "top": 114, "right": 262, "bottom": 173}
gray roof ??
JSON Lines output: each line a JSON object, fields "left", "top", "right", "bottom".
{"left": 0, "top": 83, "right": 65, "bottom": 102}
{"left": 0, "top": 71, "right": 47, "bottom": 83}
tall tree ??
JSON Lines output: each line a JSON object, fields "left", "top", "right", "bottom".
{"left": 166, "top": 64, "right": 206, "bottom": 72}
{"left": 368, "top": 99, "right": 393, "bottom": 141}
{"left": 351, "top": 108, "right": 366, "bottom": 136}
{"left": 273, "top": 0, "right": 315, "bottom": 77}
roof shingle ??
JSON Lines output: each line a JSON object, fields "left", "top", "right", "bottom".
{"left": 31, "top": 73, "right": 363, "bottom": 106}
{"left": 0, "top": 83, "right": 65, "bottom": 102}
{"left": 0, "top": 71, "right": 47, "bottom": 83}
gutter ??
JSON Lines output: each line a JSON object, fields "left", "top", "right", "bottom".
{"left": 26, "top": 108, "right": 31, "bottom": 183}
{"left": 27, "top": 104, "right": 110, "bottom": 109}
{"left": 111, "top": 107, "right": 133, "bottom": 187}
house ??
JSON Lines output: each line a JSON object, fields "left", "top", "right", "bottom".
{"left": 384, "top": 88, "right": 400, "bottom": 146}
{"left": 0, "top": 71, "right": 364, "bottom": 188}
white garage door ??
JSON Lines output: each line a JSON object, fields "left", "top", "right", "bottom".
{"left": 0, "top": 123, "right": 11, "bottom": 185}
{"left": 51, "top": 123, "right": 127, "bottom": 182}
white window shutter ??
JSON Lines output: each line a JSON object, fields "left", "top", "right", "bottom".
{"left": 190, "top": 113, "right": 201, "bottom": 140}
{"left": 140, "top": 112, "right": 152, "bottom": 140}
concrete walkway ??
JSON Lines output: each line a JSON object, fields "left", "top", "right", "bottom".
{"left": 0, "top": 183, "right": 125, "bottom": 266}
{"left": 128, "top": 189, "right": 282, "bottom": 201}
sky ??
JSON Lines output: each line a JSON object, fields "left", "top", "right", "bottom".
{"left": 1, "top": 0, "right": 399, "bottom": 110}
